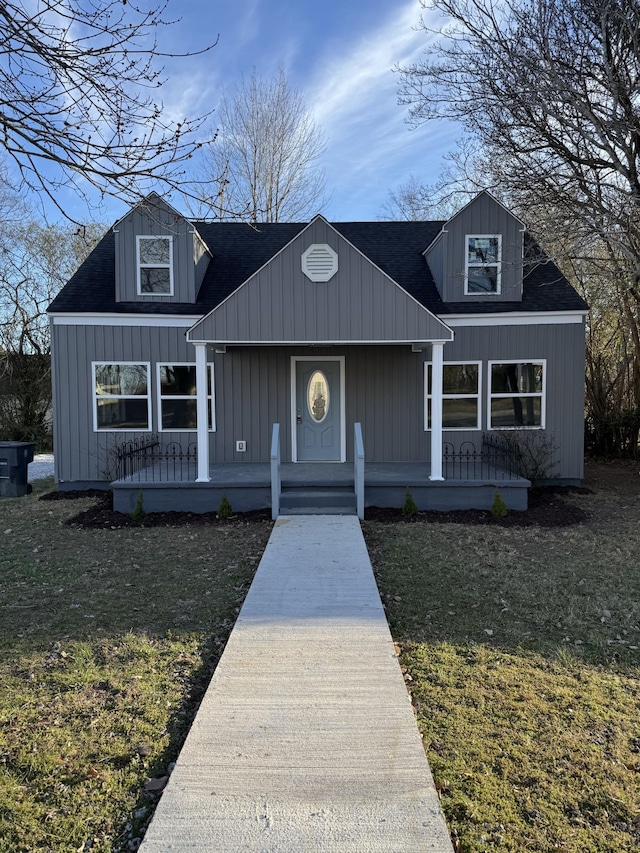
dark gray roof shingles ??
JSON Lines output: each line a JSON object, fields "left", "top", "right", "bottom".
{"left": 47, "top": 220, "right": 588, "bottom": 316}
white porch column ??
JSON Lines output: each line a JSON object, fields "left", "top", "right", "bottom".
{"left": 429, "top": 341, "right": 445, "bottom": 481}
{"left": 194, "top": 342, "right": 210, "bottom": 483}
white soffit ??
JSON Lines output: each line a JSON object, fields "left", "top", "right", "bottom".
{"left": 302, "top": 243, "right": 338, "bottom": 282}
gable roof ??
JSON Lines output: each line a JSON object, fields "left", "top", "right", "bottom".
{"left": 188, "top": 215, "right": 453, "bottom": 343}
{"left": 48, "top": 219, "right": 588, "bottom": 317}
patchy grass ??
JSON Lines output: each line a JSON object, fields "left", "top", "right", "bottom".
{"left": 364, "top": 461, "right": 640, "bottom": 852}
{"left": 0, "top": 478, "right": 272, "bottom": 853}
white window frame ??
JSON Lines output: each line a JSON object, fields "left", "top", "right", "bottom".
{"left": 424, "top": 360, "right": 482, "bottom": 431}
{"left": 465, "top": 234, "right": 502, "bottom": 295}
{"left": 136, "top": 235, "right": 174, "bottom": 296}
{"left": 156, "top": 362, "right": 216, "bottom": 432}
{"left": 92, "top": 361, "right": 151, "bottom": 432}
{"left": 488, "top": 359, "right": 546, "bottom": 430}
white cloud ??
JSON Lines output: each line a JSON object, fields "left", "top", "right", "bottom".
{"left": 301, "top": 0, "right": 457, "bottom": 218}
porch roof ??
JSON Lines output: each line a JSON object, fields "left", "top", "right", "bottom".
{"left": 187, "top": 216, "right": 453, "bottom": 345}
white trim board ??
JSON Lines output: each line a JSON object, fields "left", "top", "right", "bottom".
{"left": 51, "top": 314, "right": 200, "bottom": 327}
{"left": 444, "top": 312, "right": 586, "bottom": 327}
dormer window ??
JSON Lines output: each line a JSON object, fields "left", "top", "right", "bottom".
{"left": 465, "top": 235, "right": 501, "bottom": 294}
{"left": 137, "top": 236, "right": 173, "bottom": 295}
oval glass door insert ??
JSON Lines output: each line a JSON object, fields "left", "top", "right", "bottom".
{"left": 307, "top": 370, "right": 329, "bottom": 423}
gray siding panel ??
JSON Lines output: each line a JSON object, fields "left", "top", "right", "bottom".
{"left": 189, "top": 219, "right": 452, "bottom": 344}
{"left": 51, "top": 317, "right": 585, "bottom": 484}
{"left": 52, "top": 323, "right": 196, "bottom": 483}
{"left": 114, "top": 197, "right": 206, "bottom": 304}
{"left": 426, "top": 192, "right": 524, "bottom": 304}
{"left": 441, "top": 321, "right": 585, "bottom": 478}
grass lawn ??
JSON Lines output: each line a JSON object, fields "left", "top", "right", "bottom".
{"left": 363, "top": 461, "right": 640, "bottom": 852}
{"left": 0, "top": 480, "right": 272, "bottom": 853}
{"left": 2, "top": 464, "right": 639, "bottom": 852}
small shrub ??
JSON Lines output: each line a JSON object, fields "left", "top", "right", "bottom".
{"left": 402, "top": 487, "right": 418, "bottom": 517}
{"left": 498, "top": 430, "right": 559, "bottom": 483}
{"left": 491, "top": 489, "right": 508, "bottom": 518}
{"left": 130, "top": 490, "right": 146, "bottom": 522}
{"left": 218, "top": 493, "right": 233, "bottom": 518}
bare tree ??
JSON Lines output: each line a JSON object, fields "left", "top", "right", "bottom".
{"left": 399, "top": 0, "right": 640, "bottom": 455}
{"left": 197, "top": 70, "right": 326, "bottom": 222}
{"left": 0, "top": 0, "right": 217, "bottom": 219}
{"left": 0, "top": 202, "right": 104, "bottom": 443}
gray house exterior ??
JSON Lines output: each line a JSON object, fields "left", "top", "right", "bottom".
{"left": 47, "top": 192, "right": 588, "bottom": 514}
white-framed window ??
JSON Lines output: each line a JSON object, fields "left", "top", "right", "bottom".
{"left": 137, "top": 236, "right": 173, "bottom": 295}
{"left": 465, "top": 235, "right": 501, "bottom": 294}
{"left": 425, "top": 361, "right": 482, "bottom": 430}
{"left": 157, "top": 363, "right": 215, "bottom": 432}
{"left": 93, "top": 362, "right": 151, "bottom": 431}
{"left": 488, "top": 361, "right": 545, "bottom": 429}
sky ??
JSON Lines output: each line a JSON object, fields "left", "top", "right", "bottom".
{"left": 38, "top": 0, "right": 460, "bottom": 224}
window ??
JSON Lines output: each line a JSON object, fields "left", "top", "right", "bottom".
{"left": 425, "top": 362, "right": 481, "bottom": 430}
{"left": 137, "top": 236, "right": 173, "bottom": 295}
{"left": 465, "top": 235, "right": 501, "bottom": 294}
{"left": 489, "top": 361, "right": 545, "bottom": 429}
{"left": 157, "top": 364, "right": 215, "bottom": 431}
{"left": 93, "top": 363, "right": 151, "bottom": 431}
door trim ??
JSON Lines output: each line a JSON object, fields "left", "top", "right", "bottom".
{"left": 291, "top": 356, "right": 346, "bottom": 463}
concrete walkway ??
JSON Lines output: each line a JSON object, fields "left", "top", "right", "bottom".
{"left": 140, "top": 515, "right": 453, "bottom": 852}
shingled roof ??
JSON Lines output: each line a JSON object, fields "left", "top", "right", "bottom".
{"left": 47, "top": 220, "right": 588, "bottom": 316}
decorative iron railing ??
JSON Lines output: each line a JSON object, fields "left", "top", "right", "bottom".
{"left": 443, "top": 432, "right": 523, "bottom": 481}
{"left": 115, "top": 435, "right": 198, "bottom": 482}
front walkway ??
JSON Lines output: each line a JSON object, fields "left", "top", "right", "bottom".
{"left": 139, "top": 515, "right": 453, "bottom": 852}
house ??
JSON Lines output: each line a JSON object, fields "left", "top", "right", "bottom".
{"left": 47, "top": 191, "right": 588, "bottom": 516}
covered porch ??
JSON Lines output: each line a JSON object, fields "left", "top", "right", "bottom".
{"left": 110, "top": 428, "right": 530, "bottom": 516}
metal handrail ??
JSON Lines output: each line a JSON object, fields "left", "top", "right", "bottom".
{"left": 270, "top": 423, "right": 281, "bottom": 520}
{"left": 354, "top": 422, "right": 364, "bottom": 520}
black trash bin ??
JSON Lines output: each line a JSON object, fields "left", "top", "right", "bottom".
{"left": 0, "top": 441, "right": 35, "bottom": 497}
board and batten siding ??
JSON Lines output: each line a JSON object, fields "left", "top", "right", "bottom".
{"left": 51, "top": 323, "right": 200, "bottom": 483}
{"left": 425, "top": 192, "right": 524, "bottom": 304}
{"left": 189, "top": 217, "right": 452, "bottom": 344}
{"left": 212, "top": 345, "right": 430, "bottom": 465}
{"left": 51, "top": 316, "right": 584, "bottom": 484}
{"left": 114, "top": 196, "right": 210, "bottom": 304}
{"left": 433, "top": 321, "right": 586, "bottom": 479}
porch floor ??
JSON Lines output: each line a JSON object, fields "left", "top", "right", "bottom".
{"left": 112, "top": 461, "right": 530, "bottom": 515}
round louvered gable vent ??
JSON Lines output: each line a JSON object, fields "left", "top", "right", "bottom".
{"left": 301, "top": 244, "right": 338, "bottom": 282}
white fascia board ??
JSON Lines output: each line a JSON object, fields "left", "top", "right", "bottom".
{"left": 50, "top": 313, "right": 201, "bottom": 327}
{"left": 185, "top": 338, "right": 455, "bottom": 346}
{"left": 443, "top": 311, "right": 587, "bottom": 327}
{"left": 422, "top": 227, "right": 447, "bottom": 256}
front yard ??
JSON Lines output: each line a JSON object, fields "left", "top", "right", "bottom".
{"left": 364, "top": 461, "right": 640, "bottom": 852}
{"left": 1, "top": 462, "right": 639, "bottom": 852}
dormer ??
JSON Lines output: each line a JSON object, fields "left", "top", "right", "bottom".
{"left": 113, "top": 193, "right": 211, "bottom": 304}
{"left": 424, "top": 191, "right": 525, "bottom": 303}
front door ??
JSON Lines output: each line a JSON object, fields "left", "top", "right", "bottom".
{"left": 295, "top": 360, "right": 343, "bottom": 461}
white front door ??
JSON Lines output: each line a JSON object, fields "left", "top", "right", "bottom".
{"left": 293, "top": 359, "right": 344, "bottom": 462}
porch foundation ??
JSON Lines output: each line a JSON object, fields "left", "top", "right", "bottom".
{"left": 111, "top": 462, "right": 530, "bottom": 515}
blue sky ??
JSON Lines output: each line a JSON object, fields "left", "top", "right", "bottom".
{"left": 46, "top": 0, "right": 459, "bottom": 224}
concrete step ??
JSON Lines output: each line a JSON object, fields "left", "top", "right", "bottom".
{"left": 280, "top": 505, "right": 358, "bottom": 515}
{"left": 279, "top": 487, "right": 357, "bottom": 515}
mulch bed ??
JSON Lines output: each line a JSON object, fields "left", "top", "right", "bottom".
{"left": 364, "top": 485, "right": 592, "bottom": 527}
{"left": 39, "top": 485, "right": 590, "bottom": 529}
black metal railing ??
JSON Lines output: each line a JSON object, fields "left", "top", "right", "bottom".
{"left": 115, "top": 435, "right": 197, "bottom": 482}
{"left": 443, "top": 432, "right": 523, "bottom": 481}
